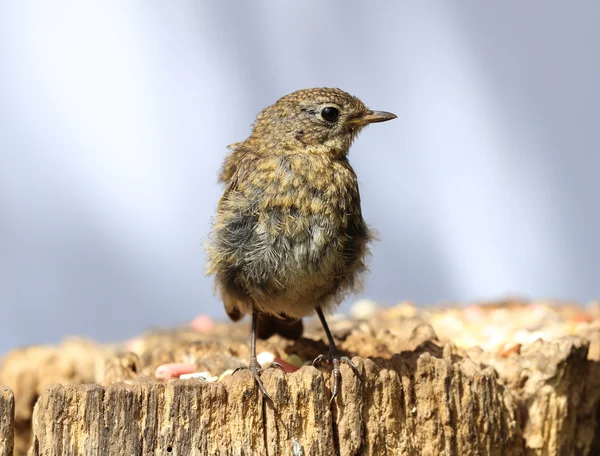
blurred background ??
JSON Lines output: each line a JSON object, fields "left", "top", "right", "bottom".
{"left": 1, "top": 1, "right": 599, "bottom": 355}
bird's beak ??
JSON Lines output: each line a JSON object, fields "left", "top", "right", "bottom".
{"left": 346, "top": 110, "right": 397, "bottom": 127}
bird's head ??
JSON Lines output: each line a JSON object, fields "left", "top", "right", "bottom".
{"left": 246, "top": 87, "right": 396, "bottom": 157}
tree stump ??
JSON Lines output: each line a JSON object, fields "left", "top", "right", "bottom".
{"left": 28, "top": 355, "right": 523, "bottom": 456}
{"left": 0, "top": 300, "right": 599, "bottom": 455}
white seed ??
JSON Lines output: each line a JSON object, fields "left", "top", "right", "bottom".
{"left": 257, "top": 351, "right": 276, "bottom": 367}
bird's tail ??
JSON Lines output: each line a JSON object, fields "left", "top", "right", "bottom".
{"left": 257, "top": 314, "right": 304, "bottom": 340}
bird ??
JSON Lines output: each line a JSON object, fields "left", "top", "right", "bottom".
{"left": 206, "top": 87, "right": 396, "bottom": 402}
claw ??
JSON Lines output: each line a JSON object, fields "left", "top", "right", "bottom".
{"left": 341, "top": 356, "right": 360, "bottom": 377}
{"left": 269, "top": 361, "right": 285, "bottom": 371}
{"left": 312, "top": 348, "right": 360, "bottom": 403}
{"left": 250, "top": 368, "right": 274, "bottom": 403}
{"left": 232, "top": 366, "right": 246, "bottom": 376}
{"left": 232, "top": 361, "right": 277, "bottom": 403}
{"left": 312, "top": 354, "right": 327, "bottom": 367}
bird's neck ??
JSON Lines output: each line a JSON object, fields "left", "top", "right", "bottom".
{"left": 245, "top": 136, "right": 353, "bottom": 159}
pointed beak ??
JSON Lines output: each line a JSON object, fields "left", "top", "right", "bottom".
{"left": 346, "top": 110, "right": 397, "bottom": 127}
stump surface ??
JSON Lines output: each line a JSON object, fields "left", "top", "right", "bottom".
{"left": 1, "top": 299, "right": 599, "bottom": 455}
{"left": 30, "top": 356, "right": 522, "bottom": 456}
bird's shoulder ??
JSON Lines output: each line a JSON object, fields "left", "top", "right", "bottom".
{"left": 218, "top": 145, "right": 362, "bottom": 219}
{"left": 218, "top": 143, "right": 258, "bottom": 184}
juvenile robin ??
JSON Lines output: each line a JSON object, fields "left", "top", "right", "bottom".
{"left": 206, "top": 87, "right": 396, "bottom": 402}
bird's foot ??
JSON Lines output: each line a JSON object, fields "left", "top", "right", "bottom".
{"left": 233, "top": 360, "right": 284, "bottom": 402}
{"left": 313, "top": 347, "right": 360, "bottom": 403}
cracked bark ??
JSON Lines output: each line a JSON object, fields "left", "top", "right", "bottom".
{"left": 1, "top": 319, "right": 599, "bottom": 454}
{"left": 27, "top": 355, "right": 523, "bottom": 456}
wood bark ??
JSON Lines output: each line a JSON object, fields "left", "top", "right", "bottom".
{"left": 28, "top": 354, "right": 523, "bottom": 456}
{"left": 469, "top": 335, "right": 600, "bottom": 455}
{"left": 1, "top": 303, "right": 599, "bottom": 455}
{"left": 0, "top": 386, "right": 14, "bottom": 456}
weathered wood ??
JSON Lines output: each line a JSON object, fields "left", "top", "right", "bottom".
{"left": 471, "top": 334, "right": 600, "bottom": 455}
{"left": 29, "top": 354, "right": 522, "bottom": 456}
{"left": 0, "top": 386, "right": 14, "bottom": 456}
{"left": 3, "top": 301, "right": 600, "bottom": 455}
{"left": 0, "top": 339, "right": 105, "bottom": 456}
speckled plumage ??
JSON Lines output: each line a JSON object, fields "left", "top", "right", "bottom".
{"left": 206, "top": 87, "right": 396, "bottom": 402}
{"left": 207, "top": 88, "right": 387, "bottom": 319}
{"left": 210, "top": 149, "right": 369, "bottom": 319}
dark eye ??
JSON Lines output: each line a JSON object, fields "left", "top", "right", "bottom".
{"left": 321, "top": 106, "right": 339, "bottom": 122}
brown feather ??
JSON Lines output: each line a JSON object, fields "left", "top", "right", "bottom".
{"left": 206, "top": 88, "right": 393, "bottom": 339}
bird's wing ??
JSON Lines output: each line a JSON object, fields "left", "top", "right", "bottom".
{"left": 208, "top": 152, "right": 264, "bottom": 321}
{"left": 218, "top": 143, "right": 252, "bottom": 183}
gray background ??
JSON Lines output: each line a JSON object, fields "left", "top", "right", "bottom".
{"left": 1, "top": 1, "right": 599, "bottom": 355}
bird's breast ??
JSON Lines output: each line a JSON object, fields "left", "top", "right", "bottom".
{"left": 244, "top": 155, "right": 364, "bottom": 279}
{"left": 210, "top": 153, "right": 369, "bottom": 310}
{"left": 255, "top": 154, "right": 360, "bottom": 217}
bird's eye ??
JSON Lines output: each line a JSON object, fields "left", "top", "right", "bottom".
{"left": 320, "top": 106, "right": 339, "bottom": 122}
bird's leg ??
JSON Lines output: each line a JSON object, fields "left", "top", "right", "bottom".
{"left": 312, "top": 306, "right": 360, "bottom": 403}
{"left": 233, "top": 310, "right": 283, "bottom": 402}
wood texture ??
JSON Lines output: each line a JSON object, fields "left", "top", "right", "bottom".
{"left": 0, "top": 339, "right": 105, "bottom": 455}
{"left": 0, "top": 386, "right": 14, "bottom": 456}
{"left": 29, "top": 354, "right": 523, "bottom": 456}
{"left": 2, "top": 301, "right": 600, "bottom": 455}
{"left": 471, "top": 335, "right": 600, "bottom": 455}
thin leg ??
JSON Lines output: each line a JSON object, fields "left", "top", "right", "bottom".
{"left": 316, "top": 306, "right": 338, "bottom": 348}
{"left": 249, "top": 310, "right": 259, "bottom": 367}
{"left": 313, "top": 306, "right": 360, "bottom": 403}
{"left": 233, "top": 310, "right": 283, "bottom": 403}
